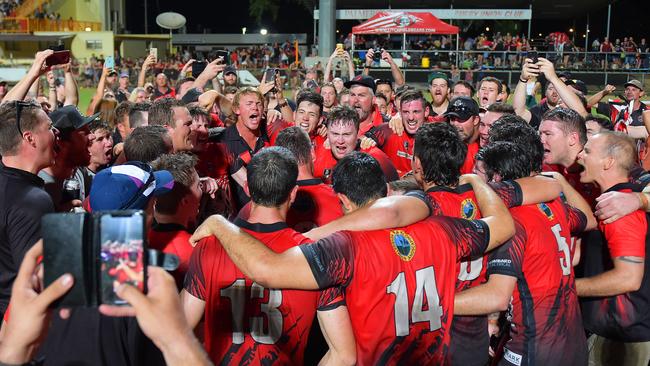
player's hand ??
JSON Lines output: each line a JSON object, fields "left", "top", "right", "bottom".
{"left": 258, "top": 81, "right": 275, "bottom": 96}
{"left": 388, "top": 115, "right": 404, "bottom": 136}
{"left": 266, "top": 109, "right": 282, "bottom": 125}
{"left": 199, "top": 58, "right": 225, "bottom": 80}
{"left": 595, "top": 191, "right": 642, "bottom": 224}
{"left": 189, "top": 214, "right": 230, "bottom": 246}
{"left": 604, "top": 84, "right": 616, "bottom": 95}
{"left": 0, "top": 241, "right": 74, "bottom": 365}
{"left": 487, "top": 319, "right": 499, "bottom": 357}
{"left": 381, "top": 49, "right": 394, "bottom": 64}
{"left": 360, "top": 136, "right": 377, "bottom": 150}
{"left": 199, "top": 177, "right": 218, "bottom": 199}
{"left": 458, "top": 173, "right": 481, "bottom": 186}
{"left": 180, "top": 59, "right": 195, "bottom": 76}
{"left": 365, "top": 48, "right": 374, "bottom": 65}
{"left": 317, "top": 123, "right": 328, "bottom": 138}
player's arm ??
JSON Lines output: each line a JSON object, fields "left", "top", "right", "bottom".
{"left": 595, "top": 190, "right": 650, "bottom": 224}
{"left": 515, "top": 175, "right": 562, "bottom": 205}
{"left": 63, "top": 63, "right": 79, "bottom": 106}
{"left": 303, "top": 192, "right": 431, "bottom": 241}
{"left": 543, "top": 171, "right": 597, "bottom": 230}
{"left": 189, "top": 215, "right": 319, "bottom": 290}
{"left": 576, "top": 256, "right": 644, "bottom": 296}
{"left": 464, "top": 174, "right": 515, "bottom": 251}
{"left": 180, "top": 290, "right": 205, "bottom": 330}
{"left": 317, "top": 306, "right": 357, "bottom": 366}
{"left": 454, "top": 275, "right": 516, "bottom": 315}
{"left": 513, "top": 60, "right": 534, "bottom": 123}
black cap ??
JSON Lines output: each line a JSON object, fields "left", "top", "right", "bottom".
{"left": 344, "top": 75, "right": 376, "bottom": 93}
{"left": 443, "top": 96, "right": 480, "bottom": 121}
{"left": 49, "top": 105, "right": 100, "bottom": 134}
{"left": 107, "top": 69, "right": 118, "bottom": 76}
{"left": 224, "top": 65, "right": 237, "bottom": 76}
{"left": 557, "top": 71, "right": 572, "bottom": 80}
{"left": 181, "top": 87, "right": 202, "bottom": 104}
{"left": 565, "top": 79, "right": 587, "bottom": 95}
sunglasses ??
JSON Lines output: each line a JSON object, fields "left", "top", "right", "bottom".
{"left": 13, "top": 100, "right": 39, "bottom": 137}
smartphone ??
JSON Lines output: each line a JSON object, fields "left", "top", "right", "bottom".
{"left": 45, "top": 50, "right": 71, "bottom": 67}
{"left": 191, "top": 60, "right": 207, "bottom": 78}
{"left": 215, "top": 50, "right": 229, "bottom": 65}
{"left": 149, "top": 48, "right": 158, "bottom": 62}
{"left": 306, "top": 79, "right": 319, "bottom": 90}
{"left": 528, "top": 51, "right": 538, "bottom": 64}
{"left": 336, "top": 43, "right": 344, "bottom": 55}
{"left": 104, "top": 55, "right": 115, "bottom": 70}
{"left": 99, "top": 211, "right": 146, "bottom": 305}
{"left": 264, "top": 68, "right": 277, "bottom": 84}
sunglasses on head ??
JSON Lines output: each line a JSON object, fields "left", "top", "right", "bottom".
{"left": 13, "top": 100, "right": 40, "bottom": 137}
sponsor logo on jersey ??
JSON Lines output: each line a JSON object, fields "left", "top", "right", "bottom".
{"left": 461, "top": 198, "right": 477, "bottom": 219}
{"left": 538, "top": 202, "right": 555, "bottom": 220}
{"left": 390, "top": 230, "right": 416, "bottom": 261}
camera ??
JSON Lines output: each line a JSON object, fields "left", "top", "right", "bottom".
{"left": 373, "top": 47, "right": 382, "bottom": 62}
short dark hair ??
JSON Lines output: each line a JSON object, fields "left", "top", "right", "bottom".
{"left": 479, "top": 76, "right": 503, "bottom": 92}
{"left": 486, "top": 102, "right": 515, "bottom": 114}
{"left": 247, "top": 147, "right": 298, "bottom": 207}
{"left": 332, "top": 151, "right": 387, "bottom": 207}
{"left": 297, "top": 90, "right": 324, "bottom": 117}
{"left": 489, "top": 115, "right": 544, "bottom": 173}
{"left": 187, "top": 105, "right": 210, "bottom": 120}
{"left": 124, "top": 125, "right": 172, "bottom": 163}
{"left": 149, "top": 97, "right": 185, "bottom": 127}
{"left": 399, "top": 90, "right": 427, "bottom": 109}
{"left": 223, "top": 86, "right": 238, "bottom": 95}
{"left": 275, "top": 127, "right": 312, "bottom": 166}
{"left": 0, "top": 101, "right": 42, "bottom": 156}
{"left": 413, "top": 123, "right": 467, "bottom": 186}
{"left": 389, "top": 178, "right": 421, "bottom": 194}
{"left": 325, "top": 105, "right": 359, "bottom": 130}
{"left": 114, "top": 101, "right": 133, "bottom": 125}
{"left": 88, "top": 120, "right": 111, "bottom": 134}
{"left": 476, "top": 141, "right": 531, "bottom": 181}
{"left": 375, "top": 93, "right": 389, "bottom": 104}
{"left": 585, "top": 114, "right": 614, "bottom": 131}
{"left": 542, "top": 107, "right": 587, "bottom": 145}
{"left": 451, "top": 80, "right": 475, "bottom": 96}
{"left": 175, "top": 77, "right": 195, "bottom": 93}
{"left": 150, "top": 153, "right": 198, "bottom": 215}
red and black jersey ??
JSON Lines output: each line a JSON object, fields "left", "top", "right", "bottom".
{"left": 581, "top": 183, "right": 650, "bottom": 342}
{"left": 237, "top": 178, "right": 344, "bottom": 233}
{"left": 314, "top": 143, "right": 399, "bottom": 184}
{"left": 215, "top": 123, "right": 271, "bottom": 211}
{"left": 147, "top": 222, "right": 194, "bottom": 289}
{"left": 543, "top": 163, "right": 600, "bottom": 208}
{"left": 266, "top": 118, "right": 293, "bottom": 146}
{"left": 184, "top": 218, "right": 329, "bottom": 365}
{"left": 366, "top": 123, "right": 415, "bottom": 177}
{"left": 426, "top": 181, "right": 523, "bottom": 366}
{"left": 489, "top": 198, "right": 588, "bottom": 366}
{"left": 300, "top": 215, "right": 491, "bottom": 366}
{"left": 460, "top": 141, "right": 480, "bottom": 175}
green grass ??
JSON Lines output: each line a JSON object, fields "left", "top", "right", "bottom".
{"left": 78, "top": 87, "right": 94, "bottom": 113}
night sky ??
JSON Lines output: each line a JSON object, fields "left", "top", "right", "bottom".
{"left": 124, "top": 0, "right": 648, "bottom": 44}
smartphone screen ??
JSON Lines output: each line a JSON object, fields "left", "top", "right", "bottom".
{"left": 149, "top": 48, "right": 158, "bottom": 62}
{"left": 215, "top": 50, "right": 229, "bottom": 65}
{"left": 45, "top": 50, "right": 71, "bottom": 67}
{"left": 264, "top": 68, "right": 277, "bottom": 84}
{"left": 105, "top": 56, "right": 115, "bottom": 70}
{"left": 99, "top": 212, "right": 145, "bottom": 305}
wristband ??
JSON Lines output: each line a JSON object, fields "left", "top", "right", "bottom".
{"left": 519, "top": 78, "right": 527, "bottom": 83}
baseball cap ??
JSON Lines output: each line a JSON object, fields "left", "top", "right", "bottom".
{"left": 89, "top": 161, "right": 174, "bottom": 211}
{"left": 565, "top": 79, "right": 588, "bottom": 95}
{"left": 557, "top": 71, "right": 572, "bottom": 80}
{"left": 443, "top": 96, "right": 480, "bottom": 121}
{"left": 49, "top": 105, "right": 100, "bottom": 134}
{"left": 107, "top": 69, "right": 118, "bottom": 76}
{"left": 119, "top": 71, "right": 129, "bottom": 78}
{"left": 428, "top": 71, "right": 449, "bottom": 85}
{"left": 344, "top": 75, "right": 376, "bottom": 93}
{"left": 624, "top": 79, "right": 644, "bottom": 91}
{"left": 224, "top": 65, "right": 237, "bottom": 76}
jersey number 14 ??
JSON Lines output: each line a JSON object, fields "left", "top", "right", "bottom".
{"left": 387, "top": 266, "right": 444, "bottom": 336}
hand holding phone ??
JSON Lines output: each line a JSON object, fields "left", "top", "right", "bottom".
{"left": 149, "top": 48, "right": 158, "bottom": 63}
{"left": 104, "top": 56, "right": 115, "bottom": 70}
{"left": 45, "top": 50, "right": 71, "bottom": 67}
{"left": 528, "top": 51, "right": 538, "bottom": 64}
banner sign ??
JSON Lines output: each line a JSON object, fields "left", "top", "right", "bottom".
{"left": 314, "top": 8, "right": 532, "bottom": 20}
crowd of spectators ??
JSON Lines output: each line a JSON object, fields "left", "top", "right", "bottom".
{"left": 1, "top": 32, "right": 650, "bottom": 366}
{"left": 0, "top": 0, "right": 19, "bottom": 18}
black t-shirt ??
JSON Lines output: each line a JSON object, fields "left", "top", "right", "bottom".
{"left": 0, "top": 163, "right": 54, "bottom": 319}
{"left": 529, "top": 101, "right": 550, "bottom": 130}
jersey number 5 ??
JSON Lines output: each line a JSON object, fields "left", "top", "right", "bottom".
{"left": 386, "top": 266, "right": 443, "bottom": 336}
{"left": 551, "top": 224, "right": 571, "bottom": 276}
{"left": 221, "top": 279, "right": 283, "bottom": 345}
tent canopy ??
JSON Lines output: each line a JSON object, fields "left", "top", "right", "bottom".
{"left": 352, "top": 11, "right": 459, "bottom": 35}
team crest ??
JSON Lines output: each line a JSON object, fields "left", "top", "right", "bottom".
{"left": 538, "top": 203, "right": 555, "bottom": 220}
{"left": 390, "top": 230, "right": 416, "bottom": 261}
{"left": 323, "top": 169, "right": 331, "bottom": 179}
{"left": 461, "top": 198, "right": 477, "bottom": 219}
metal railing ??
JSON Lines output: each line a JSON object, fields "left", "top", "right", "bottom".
{"left": 350, "top": 49, "right": 650, "bottom": 72}
{"left": 0, "top": 17, "right": 102, "bottom": 33}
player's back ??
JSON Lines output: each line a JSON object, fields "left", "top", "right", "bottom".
{"left": 185, "top": 218, "right": 319, "bottom": 365}
{"left": 286, "top": 179, "right": 343, "bottom": 232}
{"left": 504, "top": 198, "right": 587, "bottom": 366}
{"left": 343, "top": 215, "right": 489, "bottom": 365}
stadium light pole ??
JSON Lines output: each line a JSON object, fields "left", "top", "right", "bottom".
{"left": 318, "top": 0, "right": 336, "bottom": 57}
{"left": 606, "top": 3, "right": 611, "bottom": 40}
